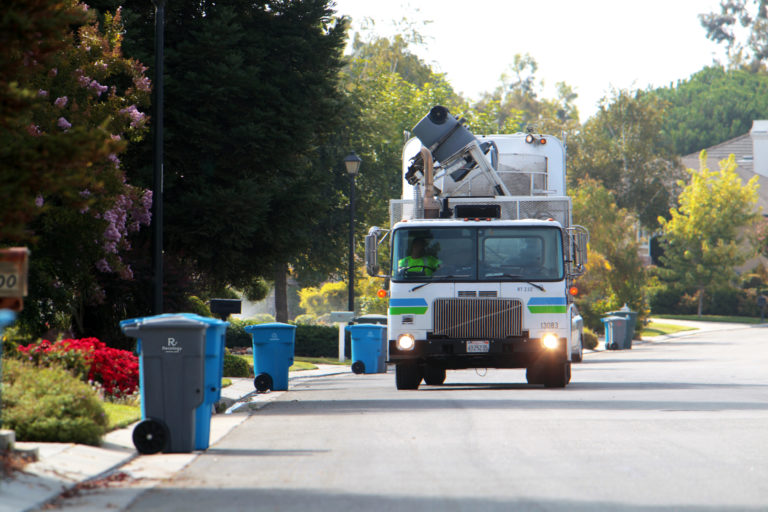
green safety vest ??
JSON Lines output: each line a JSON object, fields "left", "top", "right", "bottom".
{"left": 398, "top": 255, "right": 440, "bottom": 276}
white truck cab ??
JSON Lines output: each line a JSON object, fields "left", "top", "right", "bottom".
{"left": 366, "top": 106, "right": 588, "bottom": 390}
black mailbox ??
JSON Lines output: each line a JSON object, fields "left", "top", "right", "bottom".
{"left": 209, "top": 299, "right": 241, "bottom": 320}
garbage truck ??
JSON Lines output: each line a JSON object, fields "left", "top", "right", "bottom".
{"left": 364, "top": 106, "right": 588, "bottom": 390}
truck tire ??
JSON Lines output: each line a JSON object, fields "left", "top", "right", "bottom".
{"left": 543, "top": 361, "right": 570, "bottom": 388}
{"left": 422, "top": 365, "right": 446, "bottom": 385}
{"left": 571, "top": 336, "right": 583, "bottom": 363}
{"left": 525, "top": 366, "right": 544, "bottom": 385}
{"left": 395, "top": 363, "right": 422, "bottom": 390}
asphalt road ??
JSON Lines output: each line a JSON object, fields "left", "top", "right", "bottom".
{"left": 124, "top": 324, "right": 768, "bottom": 511}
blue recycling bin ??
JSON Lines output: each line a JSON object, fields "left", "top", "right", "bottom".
{"left": 601, "top": 315, "right": 629, "bottom": 350}
{"left": 185, "top": 315, "right": 228, "bottom": 451}
{"left": 244, "top": 323, "right": 296, "bottom": 392}
{"left": 1, "top": 310, "right": 16, "bottom": 428}
{"left": 346, "top": 324, "right": 387, "bottom": 374}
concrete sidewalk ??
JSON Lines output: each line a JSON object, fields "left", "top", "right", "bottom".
{"left": 0, "top": 364, "right": 350, "bottom": 512}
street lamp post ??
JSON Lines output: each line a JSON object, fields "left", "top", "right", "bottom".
{"left": 151, "top": 0, "right": 165, "bottom": 315}
{"left": 344, "top": 152, "right": 362, "bottom": 313}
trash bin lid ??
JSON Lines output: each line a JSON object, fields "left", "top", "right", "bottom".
{"left": 173, "top": 313, "right": 228, "bottom": 328}
{"left": 346, "top": 323, "right": 386, "bottom": 333}
{"left": 120, "top": 314, "right": 207, "bottom": 338}
{"left": 244, "top": 322, "right": 296, "bottom": 333}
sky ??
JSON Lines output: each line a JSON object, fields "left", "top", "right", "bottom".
{"left": 332, "top": 0, "right": 727, "bottom": 120}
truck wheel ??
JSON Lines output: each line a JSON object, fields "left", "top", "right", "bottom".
{"left": 395, "top": 363, "right": 422, "bottom": 390}
{"left": 423, "top": 365, "right": 446, "bottom": 385}
{"left": 543, "top": 362, "right": 570, "bottom": 388}
{"left": 571, "top": 336, "right": 583, "bottom": 362}
{"left": 526, "top": 366, "right": 544, "bottom": 385}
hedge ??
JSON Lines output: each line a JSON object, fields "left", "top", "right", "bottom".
{"left": 225, "top": 322, "right": 351, "bottom": 358}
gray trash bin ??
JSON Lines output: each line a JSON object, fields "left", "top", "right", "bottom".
{"left": 601, "top": 316, "right": 628, "bottom": 350}
{"left": 121, "top": 315, "right": 207, "bottom": 454}
{"left": 607, "top": 305, "right": 637, "bottom": 349}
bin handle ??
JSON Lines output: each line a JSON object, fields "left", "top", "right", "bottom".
{"left": 121, "top": 324, "right": 141, "bottom": 337}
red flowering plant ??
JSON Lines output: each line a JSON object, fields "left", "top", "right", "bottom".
{"left": 17, "top": 337, "right": 139, "bottom": 401}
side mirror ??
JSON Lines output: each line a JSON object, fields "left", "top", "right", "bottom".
{"left": 567, "top": 226, "right": 589, "bottom": 277}
{"left": 365, "top": 231, "right": 380, "bottom": 277}
{"left": 0, "top": 247, "right": 30, "bottom": 312}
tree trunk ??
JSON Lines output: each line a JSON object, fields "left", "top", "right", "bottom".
{"left": 273, "top": 263, "right": 288, "bottom": 323}
{"left": 697, "top": 287, "right": 704, "bottom": 317}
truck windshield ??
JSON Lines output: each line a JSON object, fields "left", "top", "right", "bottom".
{"left": 391, "top": 226, "right": 564, "bottom": 282}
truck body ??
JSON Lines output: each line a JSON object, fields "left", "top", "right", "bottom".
{"left": 365, "top": 106, "right": 588, "bottom": 390}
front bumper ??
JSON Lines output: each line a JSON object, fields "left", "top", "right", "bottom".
{"left": 388, "top": 336, "right": 567, "bottom": 369}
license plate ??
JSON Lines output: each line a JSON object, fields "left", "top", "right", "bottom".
{"left": 466, "top": 340, "right": 490, "bottom": 353}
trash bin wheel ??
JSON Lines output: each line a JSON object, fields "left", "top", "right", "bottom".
{"left": 351, "top": 361, "right": 366, "bottom": 374}
{"left": 422, "top": 365, "right": 446, "bottom": 385}
{"left": 254, "top": 372, "right": 273, "bottom": 393}
{"left": 395, "top": 363, "right": 421, "bottom": 390}
{"left": 133, "top": 419, "right": 168, "bottom": 455}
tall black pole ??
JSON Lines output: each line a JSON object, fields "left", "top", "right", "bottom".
{"left": 152, "top": 0, "right": 165, "bottom": 315}
{"left": 348, "top": 174, "right": 355, "bottom": 313}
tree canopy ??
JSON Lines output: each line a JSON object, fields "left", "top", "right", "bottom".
{"left": 117, "top": 0, "right": 351, "bottom": 293}
{"left": 651, "top": 66, "right": 768, "bottom": 156}
{"left": 657, "top": 151, "right": 760, "bottom": 316}
{"left": 700, "top": 0, "right": 768, "bottom": 71}
{"left": 569, "top": 88, "right": 682, "bottom": 229}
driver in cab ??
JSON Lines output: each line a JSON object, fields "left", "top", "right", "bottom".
{"left": 398, "top": 237, "right": 440, "bottom": 277}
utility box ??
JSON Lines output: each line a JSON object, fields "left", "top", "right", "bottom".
{"left": 121, "top": 315, "right": 207, "bottom": 454}
{"left": 0, "top": 247, "right": 30, "bottom": 312}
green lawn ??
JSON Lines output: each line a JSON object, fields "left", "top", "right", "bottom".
{"left": 641, "top": 321, "right": 697, "bottom": 338}
{"left": 652, "top": 314, "right": 764, "bottom": 324}
{"left": 235, "top": 354, "right": 351, "bottom": 371}
{"left": 103, "top": 402, "right": 141, "bottom": 430}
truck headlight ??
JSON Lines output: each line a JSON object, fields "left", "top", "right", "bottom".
{"left": 396, "top": 333, "right": 416, "bottom": 351}
{"left": 542, "top": 333, "right": 559, "bottom": 350}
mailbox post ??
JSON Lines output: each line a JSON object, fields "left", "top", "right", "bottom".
{"left": 330, "top": 311, "right": 355, "bottom": 362}
{"left": 0, "top": 248, "right": 30, "bottom": 312}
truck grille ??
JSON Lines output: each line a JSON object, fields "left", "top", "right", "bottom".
{"left": 433, "top": 298, "right": 523, "bottom": 339}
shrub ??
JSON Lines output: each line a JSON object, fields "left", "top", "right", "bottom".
{"left": 223, "top": 353, "right": 250, "bottom": 377}
{"left": 226, "top": 318, "right": 253, "bottom": 348}
{"left": 2, "top": 359, "right": 108, "bottom": 445}
{"left": 294, "top": 324, "right": 350, "bottom": 358}
{"left": 187, "top": 295, "right": 214, "bottom": 317}
{"left": 293, "top": 314, "right": 317, "bottom": 325}
{"left": 582, "top": 327, "right": 598, "bottom": 350}
{"left": 16, "top": 337, "right": 139, "bottom": 399}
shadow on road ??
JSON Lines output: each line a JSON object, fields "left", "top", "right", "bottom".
{"left": 255, "top": 395, "right": 768, "bottom": 415}
{"left": 203, "top": 448, "right": 329, "bottom": 457}
{"left": 129, "top": 486, "right": 765, "bottom": 512}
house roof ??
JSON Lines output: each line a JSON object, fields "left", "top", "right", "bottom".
{"left": 681, "top": 133, "right": 768, "bottom": 214}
